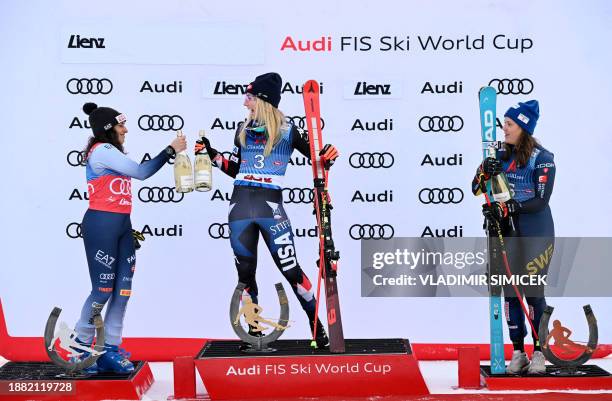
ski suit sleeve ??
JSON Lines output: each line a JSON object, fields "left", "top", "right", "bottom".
{"left": 517, "top": 151, "right": 556, "bottom": 213}
{"left": 210, "top": 126, "right": 242, "bottom": 178}
{"left": 93, "top": 144, "right": 170, "bottom": 180}
{"left": 290, "top": 125, "right": 311, "bottom": 158}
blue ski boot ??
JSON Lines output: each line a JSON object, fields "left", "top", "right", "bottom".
{"left": 96, "top": 344, "right": 135, "bottom": 373}
{"left": 69, "top": 338, "right": 99, "bottom": 375}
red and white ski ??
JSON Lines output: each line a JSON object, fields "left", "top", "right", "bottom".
{"left": 302, "top": 80, "right": 345, "bottom": 353}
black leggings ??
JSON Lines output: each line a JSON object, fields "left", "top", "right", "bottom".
{"left": 228, "top": 186, "right": 317, "bottom": 318}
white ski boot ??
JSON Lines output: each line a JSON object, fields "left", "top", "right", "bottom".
{"left": 506, "top": 350, "right": 530, "bottom": 374}
{"left": 528, "top": 351, "right": 546, "bottom": 374}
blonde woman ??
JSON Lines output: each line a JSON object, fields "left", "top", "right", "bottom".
{"left": 196, "top": 73, "right": 338, "bottom": 349}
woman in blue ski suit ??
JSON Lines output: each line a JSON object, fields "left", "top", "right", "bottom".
{"left": 472, "top": 100, "right": 555, "bottom": 374}
{"left": 195, "top": 73, "right": 338, "bottom": 348}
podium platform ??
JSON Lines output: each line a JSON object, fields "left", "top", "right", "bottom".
{"left": 193, "top": 338, "right": 429, "bottom": 399}
{"left": 480, "top": 365, "right": 612, "bottom": 391}
{"left": 0, "top": 360, "right": 153, "bottom": 400}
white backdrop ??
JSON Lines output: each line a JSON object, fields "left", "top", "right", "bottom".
{"left": 1, "top": 0, "right": 611, "bottom": 345}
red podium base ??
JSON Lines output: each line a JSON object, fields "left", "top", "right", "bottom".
{"left": 481, "top": 365, "right": 612, "bottom": 391}
{"left": 194, "top": 338, "right": 429, "bottom": 400}
{"left": 0, "top": 361, "right": 153, "bottom": 400}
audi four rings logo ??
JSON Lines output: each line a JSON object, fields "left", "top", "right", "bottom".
{"left": 138, "top": 115, "right": 184, "bottom": 131}
{"left": 138, "top": 187, "right": 184, "bottom": 203}
{"left": 109, "top": 178, "right": 132, "bottom": 196}
{"left": 282, "top": 187, "right": 313, "bottom": 204}
{"left": 67, "top": 150, "right": 86, "bottom": 167}
{"left": 418, "top": 116, "right": 464, "bottom": 132}
{"left": 349, "top": 152, "right": 394, "bottom": 168}
{"left": 488, "top": 78, "right": 534, "bottom": 95}
{"left": 286, "top": 116, "right": 325, "bottom": 130}
{"left": 66, "top": 222, "right": 82, "bottom": 239}
{"left": 349, "top": 224, "right": 394, "bottom": 240}
{"left": 66, "top": 78, "right": 113, "bottom": 95}
{"left": 209, "top": 223, "right": 230, "bottom": 239}
{"left": 418, "top": 188, "right": 464, "bottom": 204}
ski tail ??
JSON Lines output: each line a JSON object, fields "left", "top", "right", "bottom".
{"left": 302, "top": 80, "right": 345, "bottom": 353}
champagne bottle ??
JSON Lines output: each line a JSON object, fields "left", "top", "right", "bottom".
{"left": 174, "top": 130, "right": 194, "bottom": 193}
{"left": 194, "top": 130, "right": 213, "bottom": 192}
{"left": 491, "top": 173, "right": 512, "bottom": 202}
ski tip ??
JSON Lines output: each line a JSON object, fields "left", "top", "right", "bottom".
{"left": 310, "top": 340, "right": 318, "bottom": 349}
{"left": 303, "top": 80, "right": 317, "bottom": 94}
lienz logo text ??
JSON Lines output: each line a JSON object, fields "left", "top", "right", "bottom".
{"left": 210, "top": 80, "right": 323, "bottom": 96}
{"left": 68, "top": 34, "right": 105, "bottom": 49}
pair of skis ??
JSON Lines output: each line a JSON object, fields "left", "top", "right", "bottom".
{"left": 478, "top": 87, "right": 539, "bottom": 374}
{"left": 302, "top": 80, "right": 345, "bottom": 353}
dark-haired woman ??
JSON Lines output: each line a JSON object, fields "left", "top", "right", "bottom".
{"left": 73, "top": 103, "right": 186, "bottom": 373}
{"left": 472, "top": 100, "right": 555, "bottom": 374}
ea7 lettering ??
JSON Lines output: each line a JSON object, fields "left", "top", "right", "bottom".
{"left": 95, "top": 250, "right": 115, "bottom": 269}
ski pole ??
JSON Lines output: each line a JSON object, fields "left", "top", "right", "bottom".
{"left": 480, "top": 179, "right": 539, "bottom": 340}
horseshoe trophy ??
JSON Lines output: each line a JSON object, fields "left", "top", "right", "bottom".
{"left": 538, "top": 304, "right": 598, "bottom": 375}
{"left": 230, "top": 282, "right": 290, "bottom": 353}
{"left": 44, "top": 306, "right": 105, "bottom": 377}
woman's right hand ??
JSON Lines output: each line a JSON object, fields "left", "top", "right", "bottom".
{"left": 170, "top": 135, "right": 187, "bottom": 153}
{"left": 481, "top": 157, "right": 502, "bottom": 176}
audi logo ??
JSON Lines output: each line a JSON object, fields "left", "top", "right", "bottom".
{"left": 66, "top": 78, "right": 113, "bottom": 95}
{"left": 418, "top": 116, "right": 464, "bottom": 132}
{"left": 67, "top": 150, "right": 86, "bottom": 167}
{"left": 66, "top": 222, "right": 82, "bottom": 239}
{"left": 282, "top": 187, "right": 313, "bottom": 204}
{"left": 138, "top": 186, "right": 184, "bottom": 203}
{"left": 109, "top": 177, "right": 132, "bottom": 196}
{"left": 418, "top": 188, "right": 464, "bottom": 204}
{"left": 349, "top": 224, "right": 394, "bottom": 240}
{"left": 138, "top": 115, "right": 184, "bottom": 131}
{"left": 349, "top": 152, "right": 394, "bottom": 169}
{"left": 286, "top": 115, "right": 325, "bottom": 131}
{"left": 209, "top": 223, "right": 230, "bottom": 239}
{"left": 488, "top": 78, "right": 534, "bottom": 95}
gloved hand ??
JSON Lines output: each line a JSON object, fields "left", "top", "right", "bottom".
{"left": 482, "top": 201, "right": 507, "bottom": 222}
{"left": 319, "top": 144, "right": 339, "bottom": 169}
{"left": 482, "top": 200, "right": 520, "bottom": 222}
{"left": 132, "top": 229, "right": 145, "bottom": 251}
{"left": 194, "top": 136, "right": 218, "bottom": 159}
{"left": 505, "top": 199, "right": 521, "bottom": 215}
{"left": 481, "top": 157, "right": 503, "bottom": 176}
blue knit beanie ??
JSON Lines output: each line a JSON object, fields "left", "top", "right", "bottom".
{"left": 504, "top": 100, "right": 539, "bottom": 135}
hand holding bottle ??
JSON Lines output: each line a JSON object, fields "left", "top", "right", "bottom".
{"left": 171, "top": 134, "right": 187, "bottom": 154}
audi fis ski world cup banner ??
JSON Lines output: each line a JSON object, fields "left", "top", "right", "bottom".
{"left": 1, "top": 0, "right": 611, "bottom": 348}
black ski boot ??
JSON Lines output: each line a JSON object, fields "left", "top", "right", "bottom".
{"left": 309, "top": 318, "right": 329, "bottom": 349}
